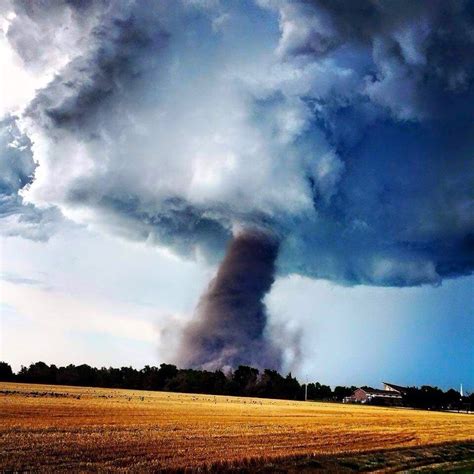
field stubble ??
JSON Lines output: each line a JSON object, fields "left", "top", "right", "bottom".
{"left": 0, "top": 382, "right": 473, "bottom": 471}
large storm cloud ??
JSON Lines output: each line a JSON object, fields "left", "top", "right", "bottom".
{"left": 1, "top": 0, "right": 473, "bottom": 286}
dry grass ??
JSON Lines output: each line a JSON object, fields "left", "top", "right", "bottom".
{"left": 1, "top": 382, "right": 473, "bottom": 472}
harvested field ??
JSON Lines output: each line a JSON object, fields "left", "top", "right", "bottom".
{"left": 1, "top": 382, "right": 473, "bottom": 472}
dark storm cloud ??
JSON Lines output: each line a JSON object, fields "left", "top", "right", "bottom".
{"left": 25, "top": 3, "right": 169, "bottom": 134}
{"left": 0, "top": 116, "right": 61, "bottom": 241}
{"left": 284, "top": 118, "right": 474, "bottom": 286}
{"left": 177, "top": 230, "right": 282, "bottom": 371}
{"left": 66, "top": 188, "right": 232, "bottom": 262}
{"left": 2, "top": 0, "right": 473, "bottom": 286}
{"left": 265, "top": 0, "right": 474, "bottom": 285}
{"left": 274, "top": 0, "right": 474, "bottom": 120}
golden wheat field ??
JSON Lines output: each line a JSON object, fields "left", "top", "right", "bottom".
{"left": 1, "top": 382, "right": 473, "bottom": 472}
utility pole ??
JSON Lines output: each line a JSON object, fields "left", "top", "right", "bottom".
{"left": 304, "top": 374, "right": 308, "bottom": 401}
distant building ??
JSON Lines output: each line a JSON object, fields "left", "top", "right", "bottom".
{"left": 343, "top": 383, "right": 405, "bottom": 406}
{"left": 382, "top": 382, "right": 408, "bottom": 395}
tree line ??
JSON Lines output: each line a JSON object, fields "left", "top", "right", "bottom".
{"left": 0, "top": 361, "right": 471, "bottom": 410}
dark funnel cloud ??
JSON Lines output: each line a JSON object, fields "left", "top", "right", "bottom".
{"left": 177, "top": 230, "right": 282, "bottom": 371}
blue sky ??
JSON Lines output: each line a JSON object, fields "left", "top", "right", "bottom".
{"left": 0, "top": 0, "right": 473, "bottom": 390}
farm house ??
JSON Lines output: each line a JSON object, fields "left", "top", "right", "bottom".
{"left": 383, "top": 382, "right": 408, "bottom": 395}
{"left": 343, "top": 386, "right": 404, "bottom": 406}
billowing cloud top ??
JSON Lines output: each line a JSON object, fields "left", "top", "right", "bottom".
{"left": 1, "top": 0, "right": 473, "bottom": 286}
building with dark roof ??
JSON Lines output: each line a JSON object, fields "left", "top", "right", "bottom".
{"left": 343, "top": 384, "right": 404, "bottom": 406}
{"left": 383, "top": 382, "right": 408, "bottom": 395}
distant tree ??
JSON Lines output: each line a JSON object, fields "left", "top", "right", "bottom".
{"left": 404, "top": 385, "right": 445, "bottom": 410}
{"left": 0, "top": 362, "right": 14, "bottom": 381}
{"left": 256, "top": 369, "right": 289, "bottom": 399}
{"left": 211, "top": 370, "right": 229, "bottom": 394}
{"left": 166, "top": 369, "right": 199, "bottom": 393}
{"left": 333, "top": 386, "right": 356, "bottom": 401}
{"left": 232, "top": 365, "right": 259, "bottom": 395}
{"left": 283, "top": 373, "right": 301, "bottom": 400}
{"left": 466, "top": 392, "right": 474, "bottom": 412}
{"left": 77, "top": 364, "right": 99, "bottom": 386}
{"left": 3, "top": 359, "right": 467, "bottom": 409}
{"left": 56, "top": 365, "right": 80, "bottom": 385}
{"left": 119, "top": 366, "right": 142, "bottom": 389}
{"left": 141, "top": 365, "right": 161, "bottom": 390}
{"left": 443, "top": 388, "right": 461, "bottom": 409}
{"left": 307, "top": 382, "right": 332, "bottom": 400}
{"left": 157, "top": 364, "right": 178, "bottom": 389}
{"left": 102, "top": 367, "right": 123, "bottom": 387}
{"left": 421, "top": 385, "right": 444, "bottom": 409}
{"left": 19, "top": 362, "right": 57, "bottom": 384}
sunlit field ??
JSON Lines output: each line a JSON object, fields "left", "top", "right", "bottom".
{"left": 1, "top": 382, "right": 473, "bottom": 472}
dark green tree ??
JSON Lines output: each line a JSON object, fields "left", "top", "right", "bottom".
{"left": 0, "top": 362, "right": 14, "bottom": 381}
{"left": 232, "top": 365, "right": 259, "bottom": 395}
